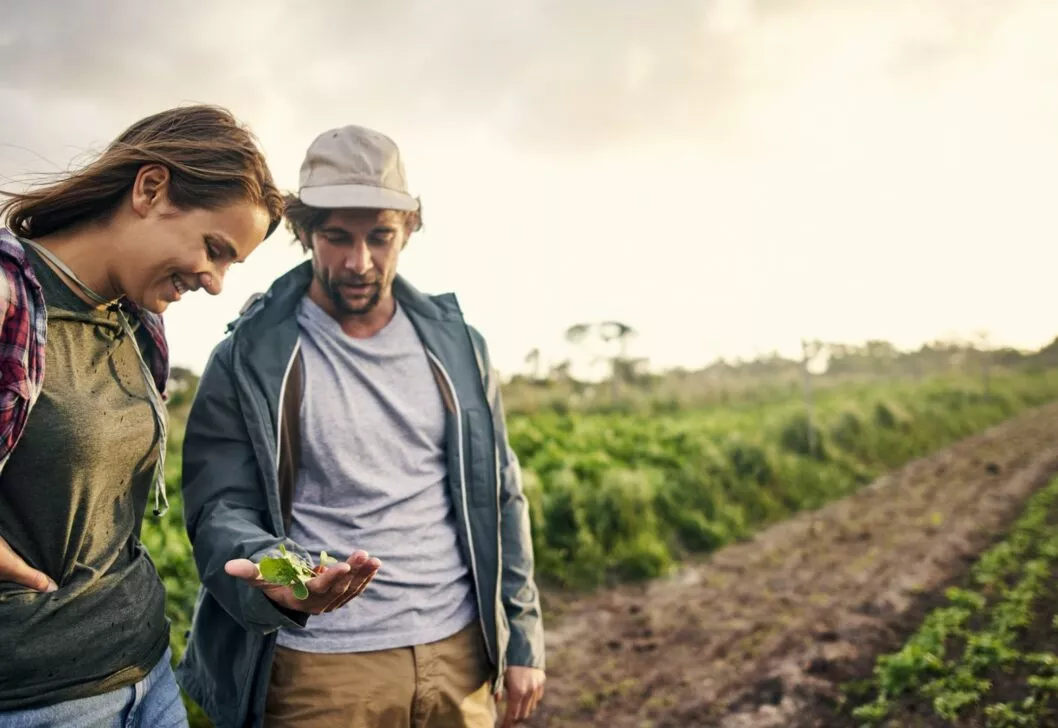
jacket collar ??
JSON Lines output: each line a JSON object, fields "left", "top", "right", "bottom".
{"left": 229, "top": 259, "right": 464, "bottom": 334}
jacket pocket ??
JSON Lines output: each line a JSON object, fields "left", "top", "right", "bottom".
{"left": 463, "top": 409, "right": 494, "bottom": 508}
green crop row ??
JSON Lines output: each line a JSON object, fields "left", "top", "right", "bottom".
{"left": 848, "top": 475, "right": 1058, "bottom": 726}
{"left": 513, "top": 370, "right": 1058, "bottom": 589}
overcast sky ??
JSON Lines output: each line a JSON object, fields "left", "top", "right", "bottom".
{"left": 2, "top": 0, "right": 1056, "bottom": 377}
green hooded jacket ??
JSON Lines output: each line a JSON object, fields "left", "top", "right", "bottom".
{"left": 174, "top": 262, "right": 544, "bottom": 728}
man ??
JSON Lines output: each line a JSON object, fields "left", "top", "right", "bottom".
{"left": 175, "top": 124, "right": 546, "bottom": 728}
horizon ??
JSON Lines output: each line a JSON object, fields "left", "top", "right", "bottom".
{"left": 2, "top": 0, "right": 1056, "bottom": 380}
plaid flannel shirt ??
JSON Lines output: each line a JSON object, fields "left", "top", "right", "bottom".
{"left": 0, "top": 227, "right": 169, "bottom": 471}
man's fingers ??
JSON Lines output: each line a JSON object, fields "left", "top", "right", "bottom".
{"left": 503, "top": 689, "right": 530, "bottom": 728}
{"left": 320, "top": 570, "right": 359, "bottom": 613}
{"left": 349, "top": 560, "right": 380, "bottom": 590}
{"left": 517, "top": 691, "right": 535, "bottom": 724}
{"left": 527, "top": 686, "right": 544, "bottom": 720}
{"left": 224, "top": 559, "right": 264, "bottom": 582}
{"left": 524, "top": 692, "right": 537, "bottom": 723}
{"left": 334, "top": 575, "right": 376, "bottom": 609}
{"left": 315, "top": 555, "right": 382, "bottom": 612}
{"left": 332, "top": 562, "right": 380, "bottom": 610}
{"left": 321, "top": 590, "right": 348, "bottom": 614}
{"left": 502, "top": 682, "right": 543, "bottom": 726}
{"left": 339, "top": 561, "right": 379, "bottom": 597}
{"left": 223, "top": 559, "right": 282, "bottom": 590}
{"left": 345, "top": 550, "right": 370, "bottom": 568}
{"left": 306, "top": 562, "right": 352, "bottom": 595}
{"left": 502, "top": 694, "right": 523, "bottom": 728}
{"left": 308, "top": 564, "right": 355, "bottom": 614}
{"left": 332, "top": 577, "right": 371, "bottom": 611}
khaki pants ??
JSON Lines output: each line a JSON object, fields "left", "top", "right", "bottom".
{"left": 264, "top": 622, "right": 496, "bottom": 728}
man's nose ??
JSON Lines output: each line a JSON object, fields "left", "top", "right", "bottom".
{"left": 344, "top": 241, "right": 373, "bottom": 275}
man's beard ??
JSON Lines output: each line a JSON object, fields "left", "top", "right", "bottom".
{"left": 318, "top": 269, "right": 382, "bottom": 315}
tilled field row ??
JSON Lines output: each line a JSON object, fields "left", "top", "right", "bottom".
{"left": 529, "top": 402, "right": 1058, "bottom": 728}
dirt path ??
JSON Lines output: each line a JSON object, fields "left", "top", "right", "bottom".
{"left": 527, "top": 402, "right": 1058, "bottom": 728}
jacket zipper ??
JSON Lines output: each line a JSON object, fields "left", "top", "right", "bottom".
{"left": 275, "top": 338, "right": 302, "bottom": 503}
{"left": 426, "top": 349, "right": 496, "bottom": 665}
{"left": 468, "top": 330, "right": 505, "bottom": 677}
{"left": 243, "top": 338, "right": 301, "bottom": 728}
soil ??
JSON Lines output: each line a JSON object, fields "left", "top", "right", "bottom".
{"left": 526, "top": 402, "right": 1058, "bottom": 727}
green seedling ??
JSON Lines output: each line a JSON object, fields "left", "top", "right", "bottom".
{"left": 257, "top": 544, "right": 338, "bottom": 600}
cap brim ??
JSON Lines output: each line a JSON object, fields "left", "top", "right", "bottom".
{"left": 299, "top": 184, "right": 419, "bottom": 211}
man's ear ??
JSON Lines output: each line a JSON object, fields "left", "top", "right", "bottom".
{"left": 410, "top": 198, "right": 423, "bottom": 232}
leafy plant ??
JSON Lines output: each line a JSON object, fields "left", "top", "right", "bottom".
{"left": 849, "top": 475, "right": 1058, "bottom": 726}
{"left": 256, "top": 544, "right": 337, "bottom": 600}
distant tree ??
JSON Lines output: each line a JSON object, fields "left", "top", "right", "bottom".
{"left": 563, "top": 323, "right": 592, "bottom": 378}
{"left": 598, "top": 321, "right": 636, "bottom": 358}
{"left": 598, "top": 321, "right": 637, "bottom": 402}
{"left": 550, "top": 360, "right": 573, "bottom": 382}
{"left": 524, "top": 347, "right": 543, "bottom": 382}
{"left": 565, "top": 323, "right": 592, "bottom": 347}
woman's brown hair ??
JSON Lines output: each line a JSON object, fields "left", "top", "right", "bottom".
{"left": 0, "top": 104, "right": 284, "bottom": 240}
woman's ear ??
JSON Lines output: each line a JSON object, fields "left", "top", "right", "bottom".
{"left": 130, "top": 164, "right": 171, "bottom": 218}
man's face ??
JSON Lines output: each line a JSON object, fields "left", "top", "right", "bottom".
{"left": 307, "top": 208, "right": 408, "bottom": 317}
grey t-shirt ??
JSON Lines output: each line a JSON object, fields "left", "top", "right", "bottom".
{"left": 0, "top": 246, "right": 168, "bottom": 710}
{"left": 277, "top": 297, "right": 477, "bottom": 653}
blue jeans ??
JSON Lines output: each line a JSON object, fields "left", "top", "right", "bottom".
{"left": 0, "top": 648, "right": 188, "bottom": 728}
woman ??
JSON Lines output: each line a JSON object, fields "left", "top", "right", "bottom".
{"left": 0, "top": 104, "right": 284, "bottom": 727}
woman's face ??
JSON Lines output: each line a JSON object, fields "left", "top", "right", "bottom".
{"left": 120, "top": 174, "right": 272, "bottom": 314}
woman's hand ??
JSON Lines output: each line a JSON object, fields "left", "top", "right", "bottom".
{"left": 0, "top": 535, "right": 57, "bottom": 592}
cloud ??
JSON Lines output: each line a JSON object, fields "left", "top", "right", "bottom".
{"left": 1, "top": 0, "right": 1048, "bottom": 162}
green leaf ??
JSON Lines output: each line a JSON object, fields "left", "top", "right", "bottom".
{"left": 258, "top": 556, "right": 298, "bottom": 585}
{"left": 255, "top": 544, "right": 338, "bottom": 598}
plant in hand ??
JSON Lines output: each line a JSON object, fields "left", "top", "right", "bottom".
{"left": 257, "top": 545, "right": 338, "bottom": 600}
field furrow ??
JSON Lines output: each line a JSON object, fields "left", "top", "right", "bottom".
{"left": 528, "top": 402, "right": 1058, "bottom": 727}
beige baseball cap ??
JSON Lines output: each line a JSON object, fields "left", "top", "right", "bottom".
{"left": 297, "top": 125, "right": 420, "bottom": 211}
